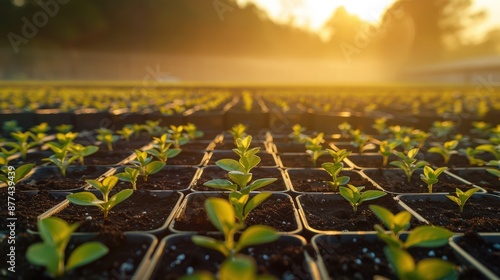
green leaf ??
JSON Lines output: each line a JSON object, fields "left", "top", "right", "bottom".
{"left": 217, "top": 159, "right": 245, "bottom": 173}
{"left": 192, "top": 236, "right": 229, "bottom": 257}
{"left": 26, "top": 243, "right": 61, "bottom": 277}
{"left": 66, "top": 242, "right": 108, "bottom": 271}
{"left": 67, "top": 192, "right": 105, "bottom": 206}
{"left": 204, "top": 179, "right": 237, "bottom": 191}
{"left": 228, "top": 171, "right": 252, "bottom": 189}
{"left": 370, "top": 205, "right": 395, "bottom": 229}
{"left": 81, "top": 146, "right": 99, "bottom": 157}
{"left": 108, "top": 189, "right": 134, "bottom": 207}
{"left": 359, "top": 190, "right": 386, "bottom": 203}
{"left": 145, "top": 161, "right": 166, "bottom": 175}
{"left": 487, "top": 168, "right": 500, "bottom": 178}
{"left": 414, "top": 161, "right": 429, "bottom": 169}
{"left": 408, "top": 148, "right": 419, "bottom": 159}
{"left": 339, "top": 186, "right": 355, "bottom": 201}
{"left": 446, "top": 195, "right": 461, "bottom": 206}
{"left": 384, "top": 246, "right": 415, "bottom": 278}
{"left": 13, "top": 163, "right": 34, "bottom": 183}
{"left": 85, "top": 179, "right": 107, "bottom": 195}
{"left": 404, "top": 226, "right": 452, "bottom": 249}
{"left": 239, "top": 155, "right": 261, "bottom": 173}
{"left": 166, "top": 149, "right": 182, "bottom": 158}
{"left": 243, "top": 192, "right": 272, "bottom": 218}
{"left": 463, "top": 187, "right": 480, "bottom": 197}
{"left": 246, "top": 178, "right": 277, "bottom": 192}
{"left": 389, "top": 161, "right": 406, "bottom": 169}
{"left": 415, "top": 258, "right": 458, "bottom": 280}
{"left": 235, "top": 225, "right": 279, "bottom": 252}
{"left": 219, "top": 256, "right": 257, "bottom": 280}
{"left": 337, "top": 176, "right": 350, "bottom": 186}
{"left": 205, "top": 198, "right": 235, "bottom": 236}
{"left": 38, "top": 217, "right": 78, "bottom": 249}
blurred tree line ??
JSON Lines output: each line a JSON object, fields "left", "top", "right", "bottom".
{"left": 1, "top": 0, "right": 498, "bottom": 66}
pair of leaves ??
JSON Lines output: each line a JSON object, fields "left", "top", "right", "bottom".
{"left": 0, "top": 163, "right": 34, "bottom": 184}
{"left": 339, "top": 185, "right": 386, "bottom": 212}
{"left": 446, "top": 188, "right": 480, "bottom": 212}
{"left": 229, "top": 192, "right": 272, "bottom": 222}
{"left": 204, "top": 176, "right": 276, "bottom": 194}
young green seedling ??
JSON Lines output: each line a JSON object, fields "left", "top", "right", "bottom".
{"left": 446, "top": 188, "right": 480, "bottom": 213}
{"left": 67, "top": 176, "right": 133, "bottom": 218}
{"left": 305, "top": 132, "right": 327, "bottom": 167}
{"left": 486, "top": 160, "right": 500, "bottom": 180}
{"left": 26, "top": 217, "right": 108, "bottom": 279}
{"left": 29, "top": 122, "right": 51, "bottom": 143}
{"left": 372, "top": 118, "right": 388, "bottom": 135}
{"left": 470, "top": 121, "right": 492, "bottom": 137}
{"left": 115, "top": 167, "right": 140, "bottom": 190}
{"left": 369, "top": 205, "right": 453, "bottom": 250}
{"left": 2, "top": 120, "right": 22, "bottom": 135}
{"left": 384, "top": 246, "right": 458, "bottom": 280}
{"left": 427, "top": 140, "right": 458, "bottom": 164}
{"left": 191, "top": 198, "right": 279, "bottom": 258}
{"left": 131, "top": 150, "right": 166, "bottom": 182}
{"left": 476, "top": 144, "right": 500, "bottom": 160}
{"left": 0, "top": 146, "right": 18, "bottom": 165}
{"left": 326, "top": 148, "right": 351, "bottom": 164}
{"left": 6, "top": 131, "right": 39, "bottom": 160}
{"left": 168, "top": 125, "right": 189, "bottom": 149}
{"left": 68, "top": 144, "right": 99, "bottom": 165}
{"left": 350, "top": 129, "right": 375, "bottom": 153}
{"left": 0, "top": 163, "right": 35, "bottom": 185}
{"left": 321, "top": 162, "right": 350, "bottom": 191}
{"left": 430, "top": 121, "right": 455, "bottom": 139}
{"left": 288, "top": 124, "right": 307, "bottom": 144}
{"left": 390, "top": 148, "right": 428, "bottom": 183}
{"left": 55, "top": 124, "right": 73, "bottom": 133}
{"left": 141, "top": 120, "right": 163, "bottom": 136}
{"left": 96, "top": 131, "right": 119, "bottom": 151}
{"left": 338, "top": 121, "right": 351, "bottom": 138}
{"left": 183, "top": 122, "right": 204, "bottom": 140}
{"left": 147, "top": 133, "right": 182, "bottom": 163}
{"left": 228, "top": 123, "right": 248, "bottom": 142}
{"left": 459, "top": 147, "right": 486, "bottom": 166}
{"left": 379, "top": 140, "right": 401, "bottom": 166}
{"left": 339, "top": 184, "right": 386, "bottom": 214}
{"left": 116, "top": 126, "right": 134, "bottom": 142}
{"left": 420, "top": 166, "right": 447, "bottom": 193}
{"left": 411, "top": 129, "right": 431, "bottom": 149}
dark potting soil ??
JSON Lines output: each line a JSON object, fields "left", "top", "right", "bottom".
{"left": 16, "top": 166, "right": 110, "bottom": 191}
{"left": 114, "top": 167, "right": 198, "bottom": 191}
{"left": 207, "top": 152, "right": 277, "bottom": 166}
{"left": 447, "top": 168, "right": 500, "bottom": 194}
{"left": 287, "top": 169, "right": 376, "bottom": 192}
{"left": 0, "top": 231, "right": 151, "bottom": 280}
{"left": 173, "top": 194, "right": 298, "bottom": 232}
{"left": 8, "top": 150, "right": 53, "bottom": 166}
{"left": 315, "top": 235, "right": 485, "bottom": 280}
{"left": 51, "top": 190, "right": 181, "bottom": 233}
{"left": 454, "top": 231, "right": 500, "bottom": 276}
{"left": 273, "top": 142, "right": 306, "bottom": 153}
{"left": 98, "top": 139, "right": 152, "bottom": 151}
{"left": 279, "top": 153, "right": 331, "bottom": 168}
{"left": 330, "top": 143, "right": 377, "bottom": 154}
{"left": 298, "top": 194, "right": 409, "bottom": 231}
{"left": 167, "top": 151, "right": 207, "bottom": 166}
{"left": 0, "top": 190, "right": 67, "bottom": 232}
{"left": 191, "top": 167, "right": 286, "bottom": 191}
{"left": 180, "top": 141, "right": 213, "bottom": 151}
{"left": 81, "top": 150, "right": 134, "bottom": 165}
{"left": 423, "top": 153, "right": 494, "bottom": 168}
{"left": 345, "top": 154, "right": 398, "bottom": 169}
{"left": 400, "top": 196, "right": 500, "bottom": 232}
{"left": 362, "top": 169, "right": 475, "bottom": 193}
{"left": 149, "top": 236, "right": 311, "bottom": 280}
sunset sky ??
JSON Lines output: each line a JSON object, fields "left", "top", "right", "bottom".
{"left": 237, "top": 0, "right": 500, "bottom": 41}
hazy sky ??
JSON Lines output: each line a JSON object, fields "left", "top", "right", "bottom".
{"left": 237, "top": 0, "right": 500, "bottom": 41}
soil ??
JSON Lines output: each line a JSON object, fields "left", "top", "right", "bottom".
{"left": 173, "top": 193, "right": 299, "bottom": 233}
{"left": 15, "top": 166, "right": 111, "bottom": 191}
{"left": 399, "top": 195, "right": 500, "bottom": 232}
{"left": 98, "top": 139, "right": 152, "bottom": 151}
{"left": 51, "top": 190, "right": 181, "bottom": 233}
{"left": 298, "top": 194, "right": 412, "bottom": 231}
{"left": 212, "top": 140, "right": 267, "bottom": 151}
{"left": 8, "top": 150, "right": 53, "bottom": 166}
{"left": 315, "top": 234, "right": 486, "bottom": 280}
{"left": 287, "top": 169, "right": 377, "bottom": 192}
{"left": 279, "top": 153, "right": 332, "bottom": 168}
{"left": 113, "top": 166, "right": 198, "bottom": 191}
{"left": 167, "top": 151, "right": 207, "bottom": 166}
{"left": 82, "top": 150, "right": 134, "bottom": 165}
{"left": 423, "top": 153, "right": 494, "bottom": 168}
{"left": 0, "top": 231, "right": 152, "bottom": 280}
{"left": 148, "top": 235, "right": 311, "bottom": 280}
{"left": 447, "top": 168, "right": 500, "bottom": 194}
{"left": 362, "top": 169, "right": 475, "bottom": 193}
{"left": 0, "top": 190, "right": 67, "bottom": 232}
{"left": 454, "top": 231, "right": 500, "bottom": 276}
{"left": 330, "top": 143, "right": 377, "bottom": 154}
{"left": 273, "top": 142, "right": 306, "bottom": 153}
{"left": 345, "top": 154, "right": 398, "bottom": 169}
{"left": 208, "top": 151, "right": 277, "bottom": 166}
{"left": 191, "top": 166, "right": 287, "bottom": 191}
{"left": 180, "top": 141, "right": 214, "bottom": 151}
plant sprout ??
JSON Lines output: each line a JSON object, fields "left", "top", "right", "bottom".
{"left": 228, "top": 123, "right": 247, "bottom": 142}
{"left": 427, "top": 140, "right": 458, "bottom": 164}
{"left": 68, "top": 144, "right": 99, "bottom": 165}
{"left": 29, "top": 122, "right": 51, "bottom": 143}
{"left": 420, "top": 166, "right": 447, "bottom": 193}
{"left": 305, "top": 132, "right": 327, "bottom": 167}
{"left": 372, "top": 118, "right": 388, "bottom": 135}
{"left": 147, "top": 133, "right": 182, "bottom": 163}
{"left": 379, "top": 140, "right": 401, "bottom": 166}
{"left": 326, "top": 148, "right": 351, "bottom": 164}
{"left": 191, "top": 197, "right": 279, "bottom": 258}
{"left": 459, "top": 147, "right": 486, "bottom": 166}
{"left": 390, "top": 148, "right": 428, "bottom": 183}
{"left": 117, "top": 126, "right": 134, "bottom": 142}
{"left": 430, "top": 121, "right": 455, "bottom": 139}
{"left": 288, "top": 124, "right": 306, "bottom": 143}
{"left": 321, "top": 162, "right": 350, "bottom": 191}
{"left": 67, "top": 176, "right": 133, "bottom": 218}
{"left": 183, "top": 122, "right": 204, "bottom": 140}
{"left": 470, "top": 121, "right": 492, "bottom": 136}
{"left": 338, "top": 121, "right": 351, "bottom": 138}
{"left": 350, "top": 129, "right": 375, "bottom": 153}
{"left": 168, "top": 125, "right": 189, "bottom": 149}
{"left": 131, "top": 150, "right": 166, "bottom": 182}
{"left": 338, "top": 184, "right": 386, "bottom": 213}
{"left": 476, "top": 144, "right": 500, "bottom": 160}
{"left": 96, "top": 129, "right": 119, "bottom": 151}
{"left": 486, "top": 160, "right": 500, "bottom": 180}
{"left": 55, "top": 124, "right": 73, "bottom": 133}
{"left": 6, "top": 131, "right": 39, "bottom": 160}
{"left": 26, "top": 217, "right": 108, "bottom": 278}
{"left": 2, "top": 120, "right": 22, "bottom": 135}
{"left": 446, "top": 188, "right": 480, "bottom": 213}
{"left": 115, "top": 167, "right": 140, "bottom": 190}
{"left": 0, "top": 163, "right": 34, "bottom": 185}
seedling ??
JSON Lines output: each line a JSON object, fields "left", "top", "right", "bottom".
{"left": 476, "top": 144, "right": 500, "bottom": 160}
{"left": 369, "top": 205, "right": 453, "bottom": 249}
{"left": 305, "top": 133, "right": 327, "bottom": 167}
{"left": 242, "top": 90, "right": 253, "bottom": 112}
{"left": 68, "top": 144, "right": 99, "bottom": 165}
{"left": 147, "top": 133, "right": 182, "bottom": 163}
{"left": 420, "top": 166, "right": 447, "bottom": 193}
{"left": 379, "top": 140, "right": 401, "bottom": 166}
{"left": 116, "top": 126, "right": 134, "bottom": 142}
{"left": 29, "top": 122, "right": 51, "bottom": 143}
{"left": 288, "top": 124, "right": 307, "bottom": 143}
{"left": 321, "top": 162, "right": 350, "bottom": 191}
{"left": 350, "top": 129, "right": 375, "bottom": 153}
{"left": 115, "top": 167, "right": 140, "bottom": 190}
{"left": 67, "top": 176, "right": 133, "bottom": 218}
{"left": 411, "top": 129, "right": 431, "bottom": 149}
{"left": 470, "top": 121, "right": 492, "bottom": 136}
{"left": 131, "top": 150, "right": 166, "bottom": 182}
{"left": 446, "top": 187, "right": 480, "bottom": 213}
{"left": 372, "top": 118, "right": 388, "bottom": 135}
{"left": 55, "top": 124, "right": 73, "bottom": 133}
{"left": 183, "top": 123, "right": 204, "bottom": 140}
{"left": 26, "top": 217, "right": 108, "bottom": 278}
{"left": 326, "top": 148, "right": 351, "bottom": 164}
{"left": 430, "top": 121, "right": 455, "bottom": 139}
{"left": 191, "top": 197, "right": 279, "bottom": 258}
{"left": 228, "top": 123, "right": 247, "bottom": 142}
{"left": 339, "top": 184, "right": 386, "bottom": 213}
{"left": 384, "top": 246, "right": 457, "bottom": 280}
{"left": 459, "top": 147, "right": 486, "bottom": 166}
{"left": 390, "top": 148, "right": 428, "bottom": 183}
{"left": 141, "top": 120, "right": 163, "bottom": 136}
{"left": 2, "top": 120, "right": 22, "bottom": 135}
{"left": 6, "top": 131, "right": 39, "bottom": 160}
{"left": 96, "top": 130, "right": 119, "bottom": 151}
{"left": 338, "top": 121, "right": 351, "bottom": 138}
{"left": 0, "top": 146, "right": 18, "bottom": 165}
{"left": 0, "top": 163, "right": 34, "bottom": 185}
{"left": 486, "top": 160, "right": 500, "bottom": 180}
{"left": 427, "top": 140, "right": 458, "bottom": 164}
{"left": 168, "top": 125, "right": 189, "bottom": 149}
